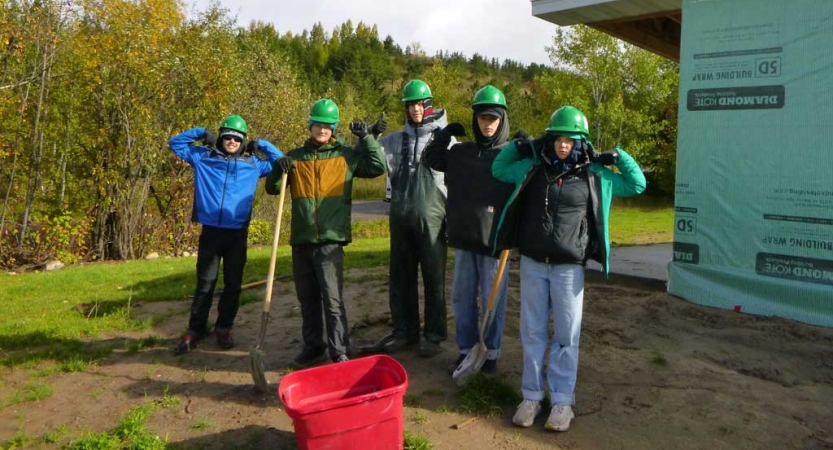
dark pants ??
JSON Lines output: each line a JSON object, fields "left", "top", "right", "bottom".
{"left": 188, "top": 225, "right": 248, "bottom": 333}
{"left": 388, "top": 216, "right": 448, "bottom": 343}
{"left": 292, "top": 243, "right": 349, "bottom": 360}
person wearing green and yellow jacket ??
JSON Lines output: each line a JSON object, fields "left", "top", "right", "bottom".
{"left": 491, "top": 106, "right": 646, "bottom": 432}
{"left": 265, "top": 98, "right": 386, "bottom": 367}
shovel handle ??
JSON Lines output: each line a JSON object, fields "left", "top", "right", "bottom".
{"left": 262, "top": 172, "right": 288, "bottom": 313}
{"left": 479, "top": 249, "right": 510, "bottom": 337}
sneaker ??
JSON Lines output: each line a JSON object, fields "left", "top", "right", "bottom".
{"left": 481, "top": 358, "right": 497, "bottom": 375}
{"left": 447, "top": 354, "right": 467, "bottom": 376}
{"left": 545, "top": 405, "right": 575, "bottom": 432}
{"left": 417, "top": 340, "right": 442, "bottom": 358}
{"left": 173, "top": 330, "right": 204, "bottom": 355}
{"left": 215, "top": 329, "right": 234, "bottom": 350}
{"left": 292, "top": 347, "right": 327, "bottom": 369}
{"left": 512, "top": 400, "right": 542, "bottom": 428}
{"left": 334, "top": 354, "right": 349, "bottom": 363}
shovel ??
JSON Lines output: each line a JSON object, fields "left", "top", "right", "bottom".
{"left": 452, "top": 248, "right": 510, "bottom": 387}
{"left": 250, "top": 172, "right": 288, "bottom": 393}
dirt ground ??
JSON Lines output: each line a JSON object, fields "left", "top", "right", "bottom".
{"left": 2, "top": 262, "right": 833, "bottom": 450}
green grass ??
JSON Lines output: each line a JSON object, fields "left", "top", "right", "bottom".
{"left": 4, "top": 381, "right": 54, "bottom": 407}
{"left": 190, "top": 419, "right": 211, "bottom": 430}
{"left": 403, "top": 431, "right": 433, "bottom": 450}
{"left": 63, "top": 397, "right": 179, "bottom": 450}
{"left": 352, "top": 177, "right": 386, "bottom": 201}
{"left": 608, "top": 200, "right": 674, "bottom": 246}
{"left": 457, "top": 374, "right": 521, "bottom": 417}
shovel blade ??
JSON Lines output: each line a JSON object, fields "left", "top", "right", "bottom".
{"left": 452, "top": 343, "right": 488, "bottom": 387}
{"left": 250, "top": 348, "right": 268, "bottom": 393}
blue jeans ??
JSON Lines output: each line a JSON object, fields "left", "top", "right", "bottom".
{"left": 451, "top": 249, "right": 509, "bottom": 360}
{"left": 519, "top": 256, "right": 584, "bottom": 405}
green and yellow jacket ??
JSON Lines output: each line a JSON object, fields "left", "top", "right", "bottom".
{"left": 266, "top": 135, "right": 385, "bottom": 246}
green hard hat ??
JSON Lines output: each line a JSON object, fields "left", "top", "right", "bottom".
{"left": 545, "top": 106, "right": 589, "bottom": 138}
{"left": 309, "top": 98, "right": 339, "bottom": 124}
{"left": 472, "top": 85, "right": 507, "bottom": 108}
{"left": 220, "top": 115, "right": 248, "bottom": 135}
{"left": 401, "top": 79, "right": 432, "bottom": 102}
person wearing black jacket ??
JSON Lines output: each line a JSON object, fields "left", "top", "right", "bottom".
{"left": 424, "top": 85, "right": 516, "bottom": 375}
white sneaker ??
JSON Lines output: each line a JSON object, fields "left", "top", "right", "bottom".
{"left": 545, "top": 404, "right": 575, "bottom": 431}
{"left": 512, "top": 400, "right": 542, "bottom": 428}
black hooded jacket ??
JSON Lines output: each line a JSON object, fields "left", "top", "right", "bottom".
{"left": 424, "top": 106, "right": 515, "bottom": 256}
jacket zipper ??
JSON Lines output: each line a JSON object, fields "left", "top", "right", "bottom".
{"left": 218, "top": 156, "right": 231, "bottom": 226}
{"left": 313, "top": 150, "right": 319, "bottom": 242}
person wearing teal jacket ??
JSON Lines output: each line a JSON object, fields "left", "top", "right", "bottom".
{"left": 491, "top": 106, "right": 646, "bottom": 432}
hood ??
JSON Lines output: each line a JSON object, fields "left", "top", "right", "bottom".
{"left": 472, "top": 106, "right": 510, "bottom": 150}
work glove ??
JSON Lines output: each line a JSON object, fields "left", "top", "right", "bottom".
{"left": 203, "top": 129, "right": 217, "bottom": 147}
{"left": 273, "top": 156, "right": 294, "bottom": 174}
{"left": 445, "top": 122, "right": 466, "bottom": 137}
{"left": 350, "top": 121, "right": 369, "bottom": 139}
{"left": 246, "top": 139, "right": 260, "bottom": 155}
{"left": 512, "top": 129, "right": 530, "bottom": 140}
{"left": 370, "top": 112, "right": 387, "bottom": 136}
{"left": 593, "top": 149, "right": 620, "bottom": 165}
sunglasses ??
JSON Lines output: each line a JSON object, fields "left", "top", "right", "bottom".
{"left": 222, "top": 135, "right": 243, "bottom": 143}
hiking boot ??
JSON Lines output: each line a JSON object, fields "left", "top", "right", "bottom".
{"left": 512, "top": 400, "right": 542, "bottom": 428}
{"left": 173, "top": 330, "right": 204, "bottom": 355}
{"left": 417, "top": 339, "right": 442, "bottom": 358}
{"left": 545, "top": 405, "right": 575, "bottom": 432}
{"left": 215, "top": 328, "right": 234, "bottom": 350}
{"left": 292, "top": 347, "right": 327, "bottom": 369}
{"left": 333, "top": 354, "right": 349, "bottom": 363}
{"left": 447, "top": 354, "right": 467, "bottom": 376}
{"left": 481, "top": 358, "right": 497, "bottom": 375}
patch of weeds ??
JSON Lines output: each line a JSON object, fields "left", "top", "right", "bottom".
{"left": 5, "top": 381, "right": 54, "bottom": 406}
{"left": 403, "top": 393, "right": 421, "bottom": 407}
{"left": 513, "top": 431, "right": 521, "bottom": 441}
{"left": 457, "top": 374, "right": 520, "bottom": 417}
{"left": 435, "top": 402, "right": 453, "bottom": 414}
{"left": 720, "top": 425, "right": 738, "bottom": 435}
{"left": 421, "top": 388, "right": 443, "bottom": 397}
{"left": 42, "top": 424, "right": 70, "bottom": 444}
{"left": 190, "top": 418, "right": 212, "bottom": 430}
{"left": 157, "top": 386, "right": 180, "bottom": 408}
{"left": 651, "top": 350, "right": 667, "bottom": 367}
{"left": 60, "top": 356, "right": 93, "bottom": 373}
{"left": 2, "top": 431, "right": 34, "bottom": 449}
{"left": 411, "top": 411, "right": 429, "bottom": 425}
{"left": 283, "top": 308, "right": 299, "bottom": 319}
{"left": 403, "top": 431, "right": 433, "bottom": 450}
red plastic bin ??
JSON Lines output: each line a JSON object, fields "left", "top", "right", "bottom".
{"left": 279, "top": 355, "right": 409, "bottom": 450}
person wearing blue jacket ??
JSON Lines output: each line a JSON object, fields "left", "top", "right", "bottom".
{"left": 169, "top": 115, "right": 282, "bottom": 355}
{"left": 492, "top": 106, "right": 646, "bottom": 432}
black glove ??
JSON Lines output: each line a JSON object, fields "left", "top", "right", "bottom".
{"left": 370, "top": 112, "right": 387, "bottom": 136}
{"left": 350, "top": 121, "right": 369, "bottom": 139}
{"left": 432, "top": 127, "right": 452, "bottom": 147}
{"left": 512, "top": 129, "right": 530, "bottom": 140}
{"left": 532, "top": 133, "right": 555, "bottom": 155}
{"left": 203, "top": 129, "right": 217, "bottom": 147}
{"left": 273, "top": 156, "right": 294, "bottom": 174}
{"left": 595, "top": 149, "right": 620, "bottom": 165}
{"left": 515, "top": 138, "right": 534, "bottom": 158}
{"left": 445, "top": 122, "right": 466, "bottom": 137}
{"left": 246, "top": 139, "right": 260, "bottom": 155}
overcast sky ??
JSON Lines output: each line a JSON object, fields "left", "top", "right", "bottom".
{"left": 187, "top": 0, "right": 559, "bottom": 66}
